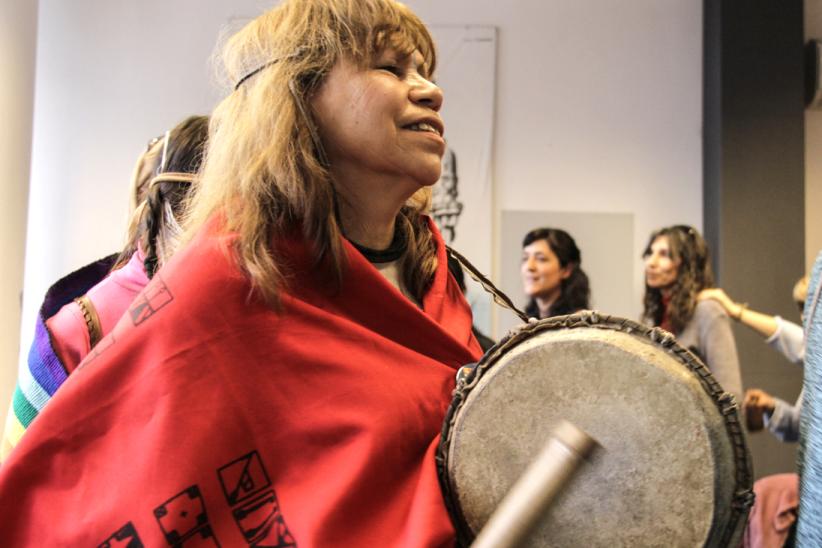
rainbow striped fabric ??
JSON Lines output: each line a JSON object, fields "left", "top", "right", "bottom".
{"left": 1, "top": 255, "right": 116, "bottom": 461}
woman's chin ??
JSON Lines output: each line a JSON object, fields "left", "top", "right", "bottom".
{"left": 646, "top": 279, "right": 671, "bottom": 291}
{"left": 417, "top": 169, "right": 443, "bottom": 187}
{"left": 525, "top": 288, "right": 556, "bottom": 301}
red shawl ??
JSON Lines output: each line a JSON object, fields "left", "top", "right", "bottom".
{"left": 0, "top": 219, "right": 481, "bottom": 547}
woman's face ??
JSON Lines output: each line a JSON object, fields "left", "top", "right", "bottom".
{"left": 312, "top": 48, "right": 445, "bottom": 196}
{"left": 521, "top": 239, "right": 570, "bottom": 301}
{"left": 644, "top": 236, "right": 679, "bottom": 289}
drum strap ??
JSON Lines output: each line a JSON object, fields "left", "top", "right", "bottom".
{"left": 446, "top": 246, "right": 530, "bottom": 323}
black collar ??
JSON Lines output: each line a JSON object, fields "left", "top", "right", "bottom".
{"left": 348, "top": 223, "right": 407, "bottom": 264}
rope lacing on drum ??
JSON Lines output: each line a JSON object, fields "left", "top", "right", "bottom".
{"left": 733, "top": 489, "right": 756, "bottom": 510}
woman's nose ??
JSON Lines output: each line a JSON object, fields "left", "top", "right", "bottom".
{"left": 409, "top": 75, "right": 443, "bottom": 112}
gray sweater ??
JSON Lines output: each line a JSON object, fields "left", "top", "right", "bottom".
{"left": 676, "top": 299, "right": 743, "bottom": 401}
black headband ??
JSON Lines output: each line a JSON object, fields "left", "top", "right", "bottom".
{"left": 234, "top": 60, "right": 279, "bottom": 91}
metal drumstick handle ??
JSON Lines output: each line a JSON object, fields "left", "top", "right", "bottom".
{"left": 471, "top": 420, "right": 599, "bottom": 548}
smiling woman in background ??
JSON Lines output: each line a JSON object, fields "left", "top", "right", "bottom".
{"left": 521, "top": 227, "right": 590, "bottom": 319}
{"left": 642, "top": 224, "right": 743, "bottom": 400}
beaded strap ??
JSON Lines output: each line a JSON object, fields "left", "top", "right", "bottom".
{"left": 73, "top": 295, "right": 103, "bottom": 349}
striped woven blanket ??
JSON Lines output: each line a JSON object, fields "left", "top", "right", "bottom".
{"left": 1, "top": 254, "right": 117, "bottom": 460}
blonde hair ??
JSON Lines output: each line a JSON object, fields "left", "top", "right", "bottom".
{"left": 794, "top": 275, "right": 809, "bottom": 304}
{"left": 184, "top": 0, "right": 439, "bottom": 305}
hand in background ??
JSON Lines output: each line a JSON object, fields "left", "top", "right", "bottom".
{"left": 743, "top": 388, "right": 777, "bottom": 432}
{"left": 698, "top": 288, "right": 742, "bottom": 318}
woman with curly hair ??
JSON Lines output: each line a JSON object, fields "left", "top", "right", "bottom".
{"left": 642, "top": 224, "right": 742, "bottom": 400}
{"left": 0, "top": 1, "right": 482, "bottom": 545}
{"left": 521, "top": 227, "right": 590, "bottom": 318}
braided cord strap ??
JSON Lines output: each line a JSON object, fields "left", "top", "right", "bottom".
{"left": 436, "top": 311, "right": 754, "bottom": 547}
{"left": 446, "top": 246, "right": 530, "bottom": 323}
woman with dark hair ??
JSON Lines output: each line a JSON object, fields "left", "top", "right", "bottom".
{"left": 1, "top": 115, "right": 208, "bottom": 459}
{"left": 0, "top": 1, "right": 482, "bottom": 545}
{"left": 521, "top": 227, "right": 590, "bottom": 318}
{"left": 642, "top": 224, "right": 742, "bottom": 400}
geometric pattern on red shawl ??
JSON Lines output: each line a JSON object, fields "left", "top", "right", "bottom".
{"left": 0, "top": 218, "right": 480, "bottom": 547}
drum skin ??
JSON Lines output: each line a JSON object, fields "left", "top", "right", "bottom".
{"left": 437, "top": 313, "right": 753, "bottom": 548}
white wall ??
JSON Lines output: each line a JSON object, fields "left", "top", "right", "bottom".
{"left": 16, "top": 0, "right": 266, "bottom": 384}
{"left": 411, "top": 0, "right": 703, "bottom": 330}
{"left": 1, "top": 0, "right": 38, "bottom": 414}
{"left": 807, "top": 0, "right": 822, "bottom": 271}
{"left": 12, "top": 0, "right": 703, "bottom": 397}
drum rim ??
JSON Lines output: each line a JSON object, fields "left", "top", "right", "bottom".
{"left": 436, "top": 311, "right": 755, "bottom": 547}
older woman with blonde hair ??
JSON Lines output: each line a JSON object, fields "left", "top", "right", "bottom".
{"left": 0, "top": 1, "right": 481, "bottom": 545}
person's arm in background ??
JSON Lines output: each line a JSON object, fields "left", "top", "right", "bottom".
{"left": 766, "top": 317, "right": 805, "bottom": 364}
{"left": 699, "top": 288, "right": 778, "bottom": 337}
{"left": 744, "top": 387, "right": 802, "bottom": 442}
{"left": 699, "top": 288, "right": 804, "bottom": 364}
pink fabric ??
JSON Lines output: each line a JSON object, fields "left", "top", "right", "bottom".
{"left": 743, "top": 473, "right": 799, "bottom": 548}
{"left": 45, "top": 250, "right": 149, "bottom": 373}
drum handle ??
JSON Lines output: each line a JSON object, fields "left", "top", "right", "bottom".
{"left": 471, "top": 420, "right": 599, "bottom": 548}
{"left": 446, "top": 246, "right": 530, "bottom": 323}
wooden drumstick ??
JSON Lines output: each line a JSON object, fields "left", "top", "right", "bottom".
{"left": 471, "top": 420, "right": 599, "bottom": 548}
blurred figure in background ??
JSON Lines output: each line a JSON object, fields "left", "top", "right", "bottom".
{"left": 521, "top": 227, "right": 590, "bottom": 319}
{"left": 431, "top": 148, "right": 462, "bottom": 243}
{"left": 699, "top": 276, "right": 807, "bottom": 440}
{"left": 797, "top": 251, "right": 822, "bottom": 546}
{"left": 1, "top": 115, "right": 208, "bottom": 460}
{"left": 642, "top": 224, "right": 742, "bottom": 400}
{"left": 700, "top": 277, "right": 808, "bottom": 548}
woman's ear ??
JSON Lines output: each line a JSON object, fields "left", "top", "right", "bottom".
{"left": 560, "top": 264, "right": 574, "bottom": 280}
